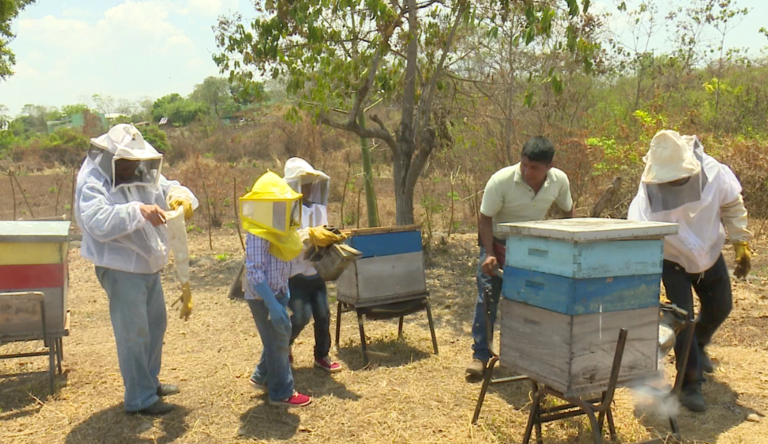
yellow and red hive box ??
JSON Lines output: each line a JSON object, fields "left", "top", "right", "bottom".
{"left": 0, "top": 221, "right": 71, "bottom": 338}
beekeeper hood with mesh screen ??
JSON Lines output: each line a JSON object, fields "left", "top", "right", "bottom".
{"left": 284, "top": 157, "right": 330, "bottom": 228}
{"left": 240, "top": 171, "right": 303, "bottom": 261}
{"left": 628, "top": 130, "right": 753, "bottom": 275}
{"left": 283, "top": 158, "right": 331, "bottom": 277}
{"left": 75, "top": 124, "right": 199, "bottom": 274}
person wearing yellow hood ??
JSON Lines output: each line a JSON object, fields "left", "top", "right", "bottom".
{"left": 239, "top": 171, "right": 311, "bottom": 407}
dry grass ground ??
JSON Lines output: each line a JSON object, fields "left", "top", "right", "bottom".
{"left": 1, "top": 229, "right": 768, "bottom": 444}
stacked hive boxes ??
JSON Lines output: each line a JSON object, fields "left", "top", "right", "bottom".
{"left": 336, "top": 225, "right": 426, "bottom": 307}
{"left": 497, "top": 218, "right": 678, "bottom": 397}
{"left": 0, "top": 221, "right": 71, "bottom": 338}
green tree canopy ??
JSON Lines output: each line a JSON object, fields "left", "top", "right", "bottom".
{"left": 190, "top": 76, "right": 241, "bottom": 118}
{"left": 151, "top": 93, "right": 207, "bottom": 126}
{"left": 215, "top": 0, "right": 596, "bottom": 224}
{"left": 0, "top": 0, "right": 35, "bottom": 79}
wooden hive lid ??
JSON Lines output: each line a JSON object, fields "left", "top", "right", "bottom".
{"left": 498, "top": 218, "right": 678, "bottom": 242}
{"left": 0, "top": 221, "right": 72, "bottom": 243}
{"left": 342, "top": 224, "right": 421, "bottom": 237}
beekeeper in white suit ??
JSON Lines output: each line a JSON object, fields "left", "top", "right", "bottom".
{"left": 283, "top": 158, "right": 341, "bottom": 372}
{"left": 628, "top": 130, "right": 753, "bottom": 413}
{"left": 75, "top": 124, "right": 198, "bottom": 415}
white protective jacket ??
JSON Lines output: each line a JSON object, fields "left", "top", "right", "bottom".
{"left": 284, "top": 158, "right": 329, "bottom": 278}
{"left": 628, "top": 138, "right": 752, "bottom": 274}
{"left": 76, "top": 144, "right": 198, "bottom": 274}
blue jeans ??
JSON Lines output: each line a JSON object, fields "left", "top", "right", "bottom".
{"left": 471, "top": 247, "right": 504, "bottom": 362}
{"left": 95, "top": 267, "right": 166, "bottom": 412}
{"left": 247, "top": 296, "right": 294, "bottom": 401}
{"left": 288, "top": 274, "right": 331, "bottom": 360}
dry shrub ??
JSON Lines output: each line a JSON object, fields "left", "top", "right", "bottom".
{"left": 172, "top": 157, "right": 266, "bottom": 229}
{"left": 164, "top": 106, "right": 355, "bottom": 169}
{"left": 719, "top": 139, "right": 768, "bottom": 220}
{"left": 550, "top": 136, "right": 601, "bottom": 212}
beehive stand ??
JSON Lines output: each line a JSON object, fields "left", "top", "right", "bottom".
{"left": 472, "top": 274, "right": 696, "bottom": 444}
{"left": 471, "top": 218, "right": 694, "bottom": 443}
{"left": 334, "top": 225, "right": 438, "bottom": 366}
{"left": 0, "top": 220, "right": 72, "bottom": 395}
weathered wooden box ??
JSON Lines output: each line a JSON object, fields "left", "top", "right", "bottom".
{"left": 497, "top": 219, "right": 677, "bottom": 395}
{"left": 499, "top": 299, "right": 659, "bottom": 397}
{"left": 499, "top": 218, "right": 678, "bottom": 315}
{"left": 336, "top": 225, "right": 426, "bottom": 307}
{"left": 0, "top": 221, "right": 70, "bottom": 338}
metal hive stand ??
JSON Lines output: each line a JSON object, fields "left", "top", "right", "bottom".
{"left": 472, "top": 278, "right": 694, "bottom": 444}
{"left": 335, "top": 293, "right": 438, "bottom": 367}
{"left": 0, "top": 291, "right": 69, "bottom": 395}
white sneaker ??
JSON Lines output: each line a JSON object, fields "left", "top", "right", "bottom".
{"left": 249, "top": 378, "right": 267, "bottom": 391}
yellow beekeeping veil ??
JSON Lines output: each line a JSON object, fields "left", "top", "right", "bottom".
{"left": 240, "top": 171, "right": 303, "bottom": 261}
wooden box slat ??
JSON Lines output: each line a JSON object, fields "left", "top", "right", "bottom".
{"left": 502, "top": 266, "right": 660, "bottom": 315}
{"left": 499, "top": 299, "right": 658, "bottom": 397}
{"left": 0, "top": 287, "right": 66, "bottom": 335}
{"left": 344, "top": 230, "right": 422, "bottom": 258}
{"left": 336, "top": 251, "right": 427, "bottom": 306}
{"left": 497, "top": 218, "right": 678, "bottom": 243}
{"left": 505, "top": 237, "right": 664, "bottom": 279}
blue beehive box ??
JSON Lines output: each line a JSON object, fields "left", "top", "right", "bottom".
{"left": 497, "top": 218, "right": 678, "bottom": 396}
{"left": 336, "top": 225, "right": 427, "bottom": 307}
{"left": 499, "top": 218, "right": 678, "bottom": 315}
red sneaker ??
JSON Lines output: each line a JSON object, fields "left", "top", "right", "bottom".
{"left": 314, "top": 357, "right": 342, "bottom": 373}
{"left": 270, "top": 391, "right": 311, "bottom": 407}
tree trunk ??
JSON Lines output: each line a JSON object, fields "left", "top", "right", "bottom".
{"left": 358, "top": 111, "right": 379, "bottom": 227}
{"left": 392, "top": 147, "right": 415, "bottom": 225}
{"left": 396, "top": 179, "right": 416, "bottom": 225}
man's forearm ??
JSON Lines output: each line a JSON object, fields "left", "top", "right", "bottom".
{"left": 479, "top": 216, "right": 496, "bottom": 256}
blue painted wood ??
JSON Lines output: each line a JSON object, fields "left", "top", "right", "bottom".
{"left": 505, "top": 236, "right": 664, "bottom": 279}
{"left": 345, "top": 230, "right": 422, "bottom": 258}
{"left": 502, "top": 266, "right": 661, "bottom": 315}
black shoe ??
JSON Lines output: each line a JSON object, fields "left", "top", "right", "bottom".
{"left": 127, "top": 399, "right": 176, "bottom": 416}
{"left": 465, "top": 358, "right": 487, "bottom": 381}
{"left": 157, "top": 383, "right": 180, "bottom": 397}
{"left": 699, "top": 349, "right": 715, "bottom": 374}
{"left": 680, "top": 386, "right": 707, "bottom": 413}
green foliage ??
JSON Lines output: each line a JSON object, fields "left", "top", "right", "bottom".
{"left": 0, "top": 0, "right": 35, "bottom": 78}
{"left": 215, "top": 252, "right": 232, "bottom": 262}
{"left": 61, "top": 103, "right": 90, "bottom": 117}
{"left": 186, "top": 223, "right": 204, "bottom": 234}
{"left": 141, "top": 125, "right": 171, "bottom": 155}
{"left": 152, "top": 94, "right": 207, "bottom": 126}
{"left": 32, "top": 127, "right": 90, "bottom": 166}
{"left": 190, "top": 77, "right": 241, "bottom": 118}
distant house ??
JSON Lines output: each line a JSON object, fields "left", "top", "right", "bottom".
{"left": 46, "top": 111, "right": 107, "bottom": 134}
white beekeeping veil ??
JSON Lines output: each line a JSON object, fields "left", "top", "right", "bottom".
{"left": 284, "top": 157, "right": 330, "bottom": 207}
{"left": 89, "top": 124, "right": 163, "bottom": 192}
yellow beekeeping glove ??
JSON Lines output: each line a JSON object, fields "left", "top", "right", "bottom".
{"left": 733, "top": 241, "right": 752, "bottom": 279}
{"left": 308, "top": 226, "right": 347, "bottom": 248}
{"left": 169, "top": 197, "right": 194, "bottom": 221}
{"left": 179, "top": 282, "right": 193, "bottom": 320}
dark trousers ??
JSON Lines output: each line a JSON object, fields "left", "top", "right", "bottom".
{"left": 288, "top": 274, "right": 331, "bottom": 360}
{"left": 662, "top": 254, "right": 733, "bottom": 388}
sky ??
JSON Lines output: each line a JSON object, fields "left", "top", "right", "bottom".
{"left": 1, "top": 0, "right": 767, "bottom": 116}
